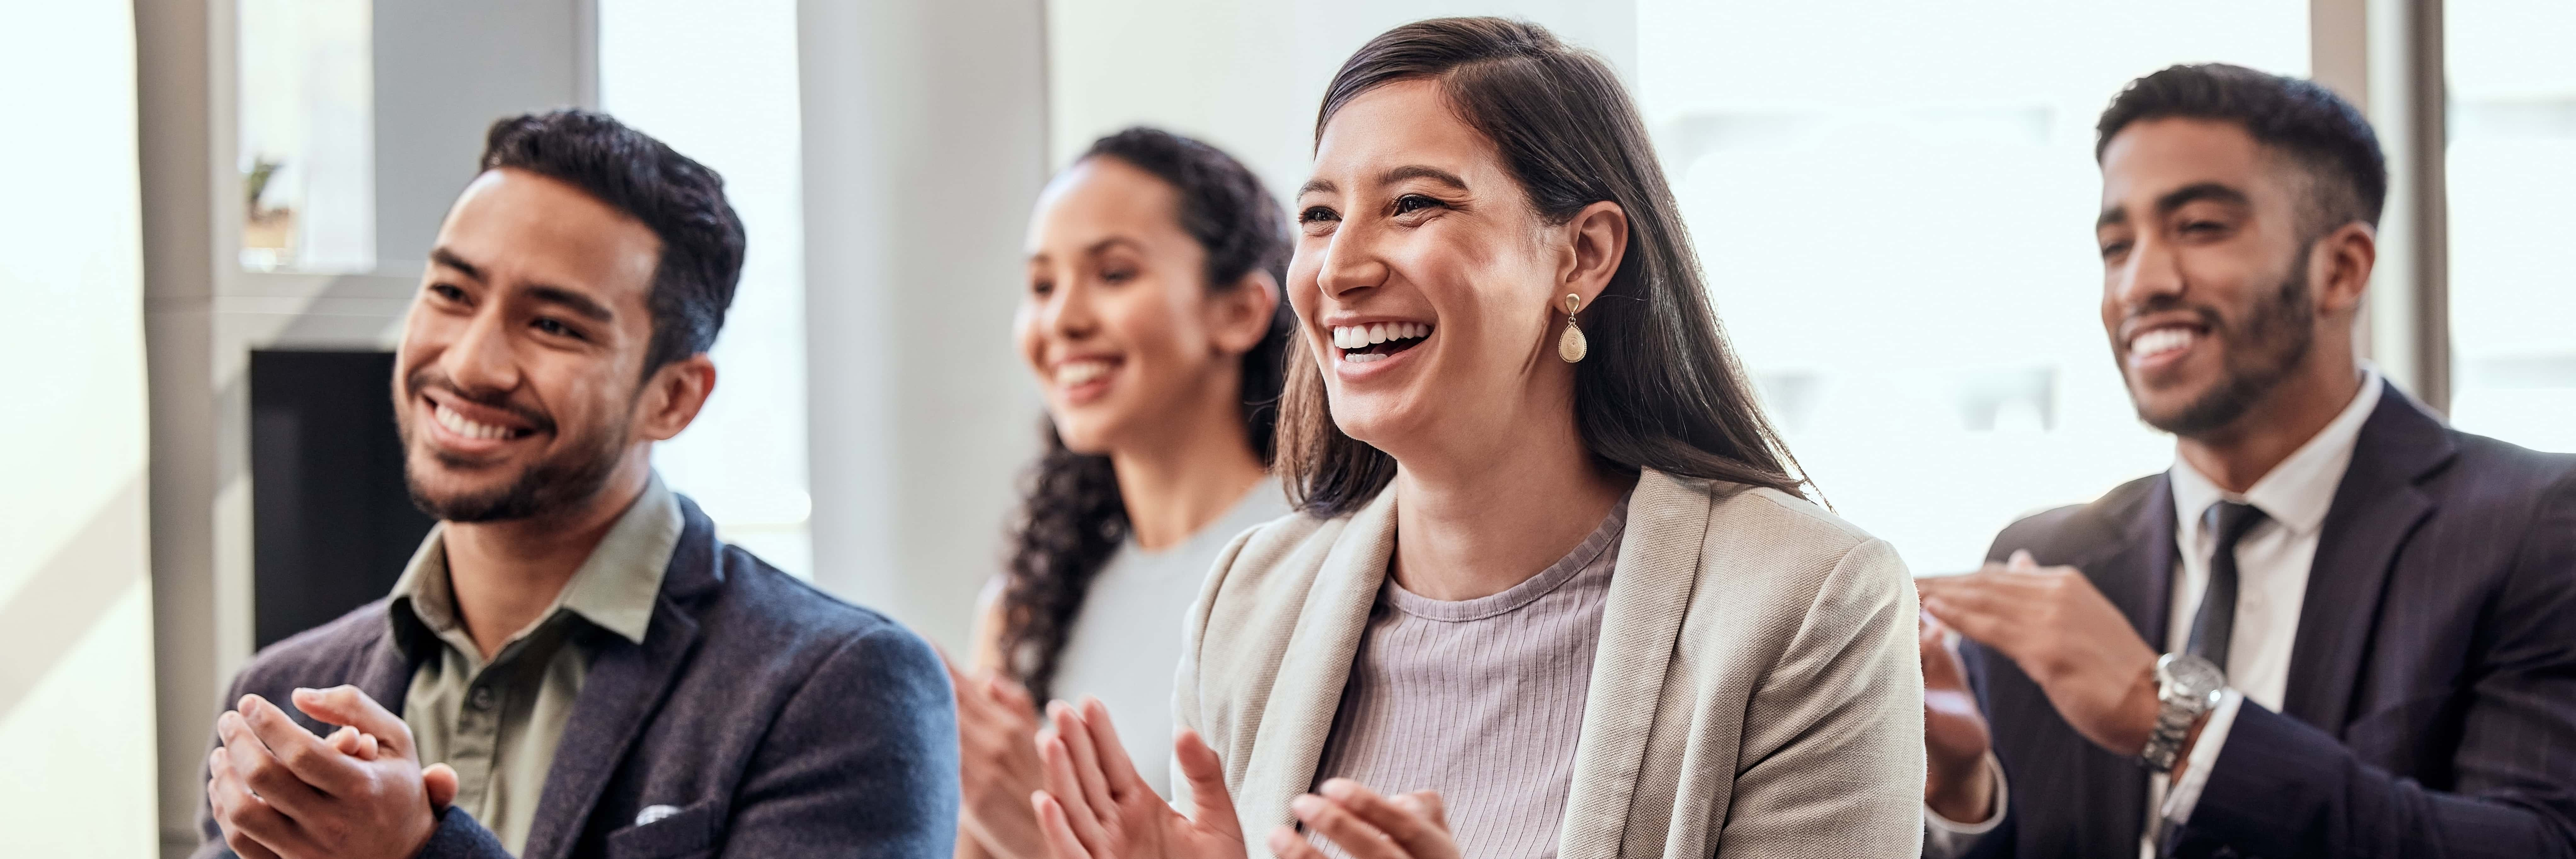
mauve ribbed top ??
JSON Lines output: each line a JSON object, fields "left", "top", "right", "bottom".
{"left": 1306, "top": 494, "right": 1629, "bottom": 859}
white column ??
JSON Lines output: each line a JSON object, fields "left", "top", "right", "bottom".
{"left": 799, "top": 0, "right": 1050, "bottom": 650}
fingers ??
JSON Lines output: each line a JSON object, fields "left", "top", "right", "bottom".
{"left": 1267, "top": 825, "right": 1332, "bottom": 859}
{"left": 324, "top": 726, "right": 382, "bottom": 760}
{"left": 1031, "top": 791, "right": 1094, "bottom": 859}
{"left": 2008, "top": 549, "right": 2038, "bottom": 570}
{"left": 1394, "top": 791, "right": 1447, "bottom": 831}
{"left": 423, "top": 763, "right": 459, "bottom": 810}
{"left": 216, "top": 708, "right": 328, "bottom": 817}
{"left": 1047, "top": 703, "right": 1119, "bottom": 822}
{"left": 936, "top": 644, "right": 996, "bottom": 715}
{"left": 1916, "top": 576, "right": 2019, "bottom": 645}
{"left": 990, "top": 675, "right": 1036, "bottom": 715}
{"left": 241, "top": 695, "right": 364, "bottom": 795}
{"left": 1077, "top": 697, "right": 1149, "bottom": 802}
{"left": 1920, "top": 613, "right": 1969, "bottom": 691}
{"left": 1036, "top": 729, "right": 1112, "bottom": 853}
{"left": 291, "top": 686, "right": 415, "bottom": 759}
{"left": 206, "top": 747, "right": 296, "bottom": 859}
{"left": 1321, "top": 779, "right": 1452, "bottom": 858}
{"left": 1291, "top": 791, "right": 1405, "bottom": 859}
{"left": 1175, "top": 729, "right": 1243, "bottom": 839}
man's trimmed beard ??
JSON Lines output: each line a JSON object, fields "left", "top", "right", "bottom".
{"left": 397, "top": 373, "right": 630, "bottom": 523}
{"left": 2134, "top": 252, "right": 2317, "bottom": 437}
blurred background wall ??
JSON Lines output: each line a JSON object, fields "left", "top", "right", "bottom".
{"left": 0, "top": 3, "right": 160, "bottom": 853}
{"left": 0, "top": 1, "right": 2568, "bottom": 855}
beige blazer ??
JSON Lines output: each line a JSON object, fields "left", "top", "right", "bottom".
{"left": 1173, "top": 468, "right": 1924, "bottom": 858}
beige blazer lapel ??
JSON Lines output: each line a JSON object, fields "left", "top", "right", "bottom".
{"left": 1236, "top": 486, "right": 1398, "bottom": 859}
{"left": 1559, "top": 470, "right": 1711, "bottom": 859}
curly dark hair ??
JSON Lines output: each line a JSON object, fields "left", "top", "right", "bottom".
{"left": 999, "top": 127, "right": 1294, "bottom": 703}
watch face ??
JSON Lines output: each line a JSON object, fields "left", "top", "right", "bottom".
{"left": 2159, "top": 654, "right": 2226, "bottom": 698}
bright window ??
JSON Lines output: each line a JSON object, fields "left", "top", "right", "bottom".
{"left": 601, "top": 0, "right": 815, "bottom": 576}
{"left": 1634, "top": 0, "right": 2310, "bottom": 572}
{"left": 2445, "top": 1, "right": 2576, "bottom": 454}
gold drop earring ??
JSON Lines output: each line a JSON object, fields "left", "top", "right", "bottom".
{"left": 1557, "top": 293, "right": 1588, "bottom": 363}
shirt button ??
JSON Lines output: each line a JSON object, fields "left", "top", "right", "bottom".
{"left": 469, "top": 685, "right": 496, "bottom": 711}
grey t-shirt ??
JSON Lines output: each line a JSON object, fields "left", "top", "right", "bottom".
{"left": 1053, "top": 476, "right": 1291, "bottom": 798}
{"left": 1307, "top": 494, "right": 1629, "bottom": 859}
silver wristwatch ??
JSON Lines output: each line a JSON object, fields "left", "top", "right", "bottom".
{"left": 2139, "top": 653, "right": 2226, "bottom": 772}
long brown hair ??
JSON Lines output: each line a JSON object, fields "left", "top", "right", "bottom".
{"left": 1000, "top": 128, "right": 1294, "bottom": 702}
{"left": 1279, "top": 17, "right": 1807, "bottom": 516}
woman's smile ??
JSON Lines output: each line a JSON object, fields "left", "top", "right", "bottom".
{"left": 1329, "top": 320, "right": 1435, "bottom": 376}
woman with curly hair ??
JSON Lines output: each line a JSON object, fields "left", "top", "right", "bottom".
{"left": 948, "top": 126, "right": 1297, "bottom": 859}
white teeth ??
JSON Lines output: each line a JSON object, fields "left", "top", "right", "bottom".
{"left": 2131, "top": 327, "right": 2196, "bottom": 359}
{"left": 434, "top": 403, "right": 515, "bottom": 441}
{"left": 1345, "top": 352, "right": 1387, "bottom": 363}
{"left": 1056, "top": 360, "right": 1112, "bottom": 386}
{"left": 1330, "top": 322, "right": 1432, "bottom": 354}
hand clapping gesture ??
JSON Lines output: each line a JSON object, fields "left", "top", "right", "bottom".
{"left": 206, "top": 685, "right": 459, "bottom": 859}
{"left": 1029, "top": 697, "right": 1461, "bottom": 859}
{"left": 945, "top": 654, "right": 1054, "bottom": 859}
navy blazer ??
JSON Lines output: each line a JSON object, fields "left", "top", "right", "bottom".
{"left": 1961, "top": 383, "right": 2576, "bottom": 858}
{"left": 192, "top": 494, "right": 960, "bottom": 859}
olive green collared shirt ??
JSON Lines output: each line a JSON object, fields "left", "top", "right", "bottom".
{"left": 387, "top": 476, "right": 681, "bottom": 856}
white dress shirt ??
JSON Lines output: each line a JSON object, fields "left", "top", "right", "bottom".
{"left": 1924, "top": 369, "right": 2382, "bottom": 858}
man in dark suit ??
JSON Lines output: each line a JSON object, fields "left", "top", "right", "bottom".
{"left": 194, "top": 110, "right": 958, "bottom": 859}
{"left": 1915, "top": 64, "right": 2576, "bottom": 858}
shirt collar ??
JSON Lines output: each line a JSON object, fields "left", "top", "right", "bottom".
{"left": 388, "top": 474, "right": 683, "bottom": 656}
{"left": 2172, "top": 366, "right": 2383, "bottom": 545}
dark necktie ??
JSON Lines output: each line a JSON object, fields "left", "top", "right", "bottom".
{"left": 2186, "top": 501, "right": 2268, "bottom": 671}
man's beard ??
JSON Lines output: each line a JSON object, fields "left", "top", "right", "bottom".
{"left": 2133, "top": 254, "right": 2317, "bottom": 437}
{"left": 397, "top": 372, "right": 629, "bottom": 523}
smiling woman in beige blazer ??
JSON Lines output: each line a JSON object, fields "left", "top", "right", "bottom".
{"left": 1022, "top": 17, "right": 1922, "bottom": 859}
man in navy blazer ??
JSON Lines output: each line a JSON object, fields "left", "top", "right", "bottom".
{"left": 193, "top": 110, "right": 958, "bottom": 858}
{"left": 1916, "top": 65, "right": 2576, "bottom": 857}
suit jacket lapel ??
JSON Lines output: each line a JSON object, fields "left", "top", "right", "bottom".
{"left": 519, "top": 501, "right": 718, "bottom": 859}
{"left": 2075, "top": 476, "right": 2174, "bottom": 855}
{"left": 1238, "top": 486, "right": 1396, "bottom": 859}
{"left": 2099, "top": 476, "right": 2179, "bottom": 647}
{"left": 1558, "top": 470, "right": 1707, "bottom": 859}
{"left": 2283, "top": 383, "right": 2453, "bottom": 732}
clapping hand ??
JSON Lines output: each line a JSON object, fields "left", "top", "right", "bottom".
{"left": 1268, "top": 779, "right": 1459, "bottom": 859}
{"left": 944, "top": 653, "right": 1051, "bottom": 859}
{"left": 1919, "top": 611, "right": 1996, "bottom": 823}
{"left": 206, "top": 686, "right": 458, "bottom": 859}
{"left": 1916, "top": 551, "right": 2161, "bottom": 757}
{"left": 1031, "top": 697, "right": 1246, "bottom": 859}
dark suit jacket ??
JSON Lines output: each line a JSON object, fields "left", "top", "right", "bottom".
{"left": 193, "top": 495, "right": 960, "bottom": 859}
{"left": 1962, "top": 383, "right": 2576, "bottom": 859}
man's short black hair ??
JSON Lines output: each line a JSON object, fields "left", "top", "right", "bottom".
{"left": 479, "top": 109, "right": 747, "bottom": 378}
{"left": 2097, "top": 64, "right": 2388, "bottom": 237}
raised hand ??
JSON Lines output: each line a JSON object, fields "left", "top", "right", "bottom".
{"left": 1031, "top": 697, "right": 1245, "bottom": 859}
{"left": 945, "top": 652, "right": 1051, "bottom": 859}
{"left": 1919, "top": 611, "right": 1996, "bottom": 823}
{"left": 206, "top": 686, "right": 442, "bottom": 859}
{"left": 1917, "top": 551, "right": 2161, "bottom": 757}
{"left": 1269, "top": 779, "right": 1459, "bottom": 859}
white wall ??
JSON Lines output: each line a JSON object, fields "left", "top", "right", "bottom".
{"left": 1046, "top": 0, "right": 1634, "bottom": 196}
{"left": 0, "top": 3, "right": 162, "bottom": 855}
{"left": 800, "top": 0, "right": 1050, "bottom": 650}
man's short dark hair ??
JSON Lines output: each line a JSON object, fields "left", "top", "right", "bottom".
{"left": 479, "top": 109, "right": 747, "bottom": 378}
{"left": 2096, "top": 64, "right": 2388, "bottom": 238}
